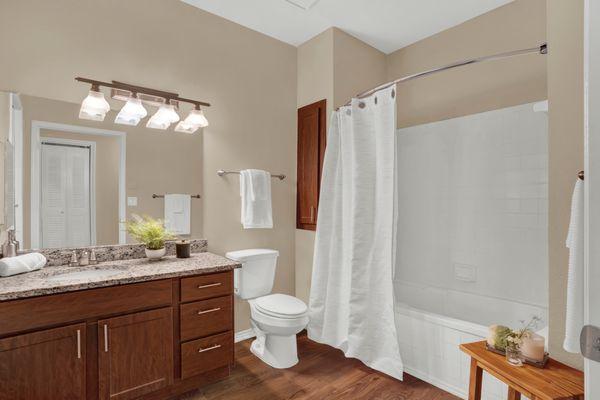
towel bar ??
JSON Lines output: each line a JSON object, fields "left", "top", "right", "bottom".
{"left": 152, "top": 194, "right": 201, "bottom": 198}
{"left": 217, "top": 170, "right": 285, "bottom": 181}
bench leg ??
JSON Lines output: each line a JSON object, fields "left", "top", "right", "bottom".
{"left": 468, "top": 358, "right": 483, "bottom": 400}
{"left": 508, "top": 387, "right": 521, "bottom": 400}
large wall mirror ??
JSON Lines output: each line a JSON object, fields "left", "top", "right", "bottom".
{"left": 0, "top": 91, "right": 203, "bottom": 250}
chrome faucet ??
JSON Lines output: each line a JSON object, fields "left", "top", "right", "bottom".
{"left": 79, "top": 250, "right": 90, "bottom": 266}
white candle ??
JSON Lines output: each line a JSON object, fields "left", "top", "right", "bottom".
{"left": 521, "top": 333, "right": 545, "bottom": 362}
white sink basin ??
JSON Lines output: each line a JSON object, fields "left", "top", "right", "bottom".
{"left": 47, "top": 269, "right": 122, "bottom": 282}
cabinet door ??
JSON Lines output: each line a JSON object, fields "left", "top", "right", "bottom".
{"left": 297, "top": 99, "right": 326, "bottom": 230}
{"left": 98, "top": 307, "right": 173, "bottom": 400}
{"left": 0, "top": 323, "right": 86, "bottom": 400}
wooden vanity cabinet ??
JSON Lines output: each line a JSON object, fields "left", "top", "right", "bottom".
{"left": 0, "top": 323, "right": 86, "bottom": 400}
{"left": 98, "top": 308, "right": 173, "bottom": 400}
{"left": 0, "top": 270, "right": 235, "bottom": 400}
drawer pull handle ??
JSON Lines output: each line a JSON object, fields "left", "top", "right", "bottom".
{"left": 197, "top": 282, "right": 222, "bottom": 289}
{"left": 76, "top": 329, "right": 81, "bottom": 359}
{"left": 198, "top": 344, "right": 221, "bottom": 353}
{"left": 197, "top": 307, "right": 221, "bottom": 315}
{"left": 103, "top": 324, "right": 109, "bottom": 352}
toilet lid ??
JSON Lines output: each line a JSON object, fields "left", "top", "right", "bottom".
{"left": 255, "top": 294, "right": 308, "bottom": 318}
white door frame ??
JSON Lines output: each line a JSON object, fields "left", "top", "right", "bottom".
{"left": 30, "top": 121, "right": 126, "bottom": 248}
{"left": 9, "top": 93, "right": 23, "bottom": 244}
{"left": 38, "top": 137, "right": 97, "bottom": 247}
{"left": 584, "top": 0, "right": 600, "bottom": 395}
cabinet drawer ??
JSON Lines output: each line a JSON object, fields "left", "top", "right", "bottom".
{"left": 180, "top": 271, "right": 232, "bottom": 302}
{"left": 181, "top": 331, "right": 232, "bottom": 379}
{"left": 180, "top": 296, "right": 232, "bottom": 341}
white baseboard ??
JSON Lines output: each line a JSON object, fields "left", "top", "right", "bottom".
{"left": 235, "top": 328, "right": 256, "bottom": 343}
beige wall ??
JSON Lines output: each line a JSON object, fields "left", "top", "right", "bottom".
{"left": 547, "top": 0, "right": 585, "bottom": 369}
{"left": 387, "top": 0, "right": 547, "bottom": 128}
{"left": 295, "top": 28, "right": 387, "bottom": 303}
{"left": 295, "top": 29, "right": 334, "bottom": 304}
{"left": 297, "top": 29, "right": 335, "bottom": 116}
{"left": 0, "top": 0, "right": 298, "bottom": 333}
{"left": 332, "top": 28, "right": 388, "bottom": 109}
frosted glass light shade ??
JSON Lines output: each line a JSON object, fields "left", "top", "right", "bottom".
{"left": 115, "top": 97, "right": 147, "bottom": 126}
{"left": 146, "top": 104, "right": 180, "bottom": 130}
{"left": 174, "top": 122, "right": 198, "bottom": 134}
{"left": 79, "top": 90, "right": 110, "bottom": 121}
{"left": 174, "top": 109, "right": 209, "bottom": 133}
{"left": 185, "top": 109, "right": 209, "bottom": 127}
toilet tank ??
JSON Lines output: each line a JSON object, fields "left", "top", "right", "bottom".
{"left": 226, "top": 249, "right": 279, "bottom": 300}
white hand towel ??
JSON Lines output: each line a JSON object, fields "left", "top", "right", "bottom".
{"left": 0, "top": 252, "right": 47, "bottom": 277}
{"left": 164, "top": 194, "right": 191, "bottom": 235}
{"left": 240, "top": 169, "right": 273, "bottom": 229}
{"left": 564, "top": 179, "right": 584, "bottom": 353}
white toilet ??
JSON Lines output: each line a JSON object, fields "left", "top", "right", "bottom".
{"left": 226, "top": 249, "right": 309, "bottom": 369}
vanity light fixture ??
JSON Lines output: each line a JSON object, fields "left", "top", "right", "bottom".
{"left": 174, "top": 106, "right": 209, "bottom": 134}
{"left": 75, "top": 77, "right": 210, "bottom": 132}
{"left": 79, "top": 85, "right": 111, "bottom": 121}
{"left": 146, "top": 103, "right": 180, "bottom": 130}
{"left": 114, "top": 94, "right": 147, "bottom": 126}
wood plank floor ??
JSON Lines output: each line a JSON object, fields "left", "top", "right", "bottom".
{"left": 179, "top": 334, "right": 459, "bottom": 400}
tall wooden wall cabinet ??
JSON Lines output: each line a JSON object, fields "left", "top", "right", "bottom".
{"left": 297, "top": 99, "right": 326, "bottom": 231}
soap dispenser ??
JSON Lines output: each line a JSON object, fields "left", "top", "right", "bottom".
{"left": 2, "top": 229, "right": 17, "bottom": 258}
{"left": 1, "top": 237, "right": 16, "bottom": 258}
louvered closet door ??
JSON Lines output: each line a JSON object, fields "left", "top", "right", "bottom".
{"left": 41, "top": 144, "right": 91, "bottom": 248}
{"left": 66, "top": 146, "right": 91, "bottom": 247}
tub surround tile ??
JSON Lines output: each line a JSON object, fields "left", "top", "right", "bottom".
{"left": 0, "top": 251, "right": 240, "bottom": 301}
{"left": 28, "top": 239, "right": 208, "bottom": 267}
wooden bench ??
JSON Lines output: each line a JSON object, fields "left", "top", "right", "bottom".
{"left": 460, "top": 341, "right": 584, "bottom": 400}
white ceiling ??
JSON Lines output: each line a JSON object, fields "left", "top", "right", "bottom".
{"left": 182, "top": 0, "right": 513, "bottom": 54}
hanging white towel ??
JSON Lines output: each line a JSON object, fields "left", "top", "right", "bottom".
{"left": 240, "top": 169, "right": 273, "bottom": 229}
{"left": 164, "top": 194, "right": 191, "bottom": 235}
{"left": 0, "top": 252, "right": 47, "bottom": 277}
{"left": 564, "top": 179, "right": 584, "bottom": 353}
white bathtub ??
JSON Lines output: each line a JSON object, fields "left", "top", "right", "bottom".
{"left": 395, "top": 283, "right": 548, "bottom": 400}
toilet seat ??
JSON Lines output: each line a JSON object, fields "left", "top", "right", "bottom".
{"left": 254, "top": 293, "right": 307, "bottom": 319}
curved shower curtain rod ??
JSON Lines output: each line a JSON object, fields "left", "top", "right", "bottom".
{"left": 337, "top": 42, "right": 548, "bottom": 110}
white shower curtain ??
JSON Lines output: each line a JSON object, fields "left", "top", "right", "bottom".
{"left": 308, "top": 85, "right": 403, "bottom": 380}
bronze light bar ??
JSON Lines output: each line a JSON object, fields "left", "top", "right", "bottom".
{"left": 75, "top": 77, "right": 210, "bottom": 108}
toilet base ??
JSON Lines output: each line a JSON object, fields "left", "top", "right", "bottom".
{"left": 250, "top": 333, "right": 299, "bottom": 369}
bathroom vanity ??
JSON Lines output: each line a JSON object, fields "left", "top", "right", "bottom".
{"left": 0, "top": 251, "right": 240, "bottom": 400}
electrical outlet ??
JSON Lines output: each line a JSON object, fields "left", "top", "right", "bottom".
{"left": 127, "top": 197, "right": 138, "bottom": 207}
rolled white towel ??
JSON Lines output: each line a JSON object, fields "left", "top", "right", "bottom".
{"left": 0, "top": 253, "right": 47, "bottom": 277}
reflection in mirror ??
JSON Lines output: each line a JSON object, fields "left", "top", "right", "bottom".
{"left": 1, "top": 91, "right": 203, "bottom": 251}
{"left": 1, "top": 93, "right": 17, "bottom": 245}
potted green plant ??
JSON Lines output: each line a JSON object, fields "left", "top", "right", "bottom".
{"left": 125, "top": 214, "right": 175, "bottom": 260}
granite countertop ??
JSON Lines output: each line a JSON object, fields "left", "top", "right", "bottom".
{"left": 0, "top": 252, "right": 241, "bottom": 301}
